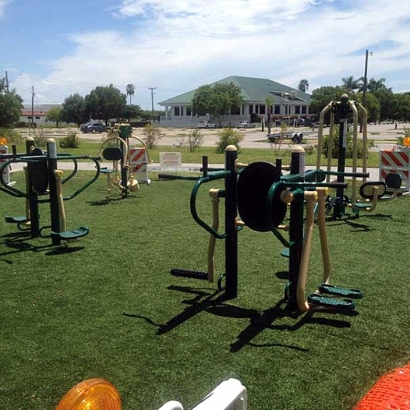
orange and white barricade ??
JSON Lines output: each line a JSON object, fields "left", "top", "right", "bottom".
{"left": 129, "top": 147, "right": 150, "bottom": 184}
{"left": 379, "top": 147, "right": 410, "bottom": 192}
{"left": 0, "top": 145, "right": 10, "bottom": 185}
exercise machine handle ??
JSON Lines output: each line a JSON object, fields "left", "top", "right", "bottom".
{"left": 190, "top": 171, "right": 231, "bottom": 239}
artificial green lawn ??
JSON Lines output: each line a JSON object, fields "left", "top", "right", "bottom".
{"left": 1, "top": 167, "right": 410, "bottom": 409}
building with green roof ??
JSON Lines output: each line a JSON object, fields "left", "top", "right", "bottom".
{"left": 158, "top": 75, "right": 311, "bottom": 127}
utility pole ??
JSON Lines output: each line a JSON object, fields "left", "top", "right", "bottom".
{"left": 148, "top": 87, "right": 156, "bottom": 114}
{"left": 31, "top": 85, "right": 35, "bottom": 130}
{"left": 360, "top": 50, "right": 372, "bottom": 132}
{"left": 5, "top": 71, "right": 9, "bottom": 93}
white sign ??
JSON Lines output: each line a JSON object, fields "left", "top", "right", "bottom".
{"left": 160, "top": 152, "right": 182, "bottom": 168}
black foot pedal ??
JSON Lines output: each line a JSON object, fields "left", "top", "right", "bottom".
{"left": 319, "top": 284, "right": 363, "bottom": 299}
{"left": 170, "top": 269, "right": 208, "bottom": 280}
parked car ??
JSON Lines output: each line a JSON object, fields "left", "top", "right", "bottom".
{"left": 236, "top": 121, "right": 255, "bottom": 129}
{"left": 80, "top": 121, "right": 106, "bottom": 133}
{"left": 198, "top": 121, "right": 217, "bottom": 128}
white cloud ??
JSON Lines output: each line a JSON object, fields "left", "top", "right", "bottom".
{"left": 12, "top": 0, "right": 410, "bottom": 106}
{"left": 0, "top": 0, "right": 12, "bottom": 17}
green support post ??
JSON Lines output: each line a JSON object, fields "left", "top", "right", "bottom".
{"left": 224, "top": 145, "right": 238, "bottom": 299}
{"left": 47, "top": 139, "right": 61, "bottom": 246}
{"left": 334, "top": 94, "right": 351, "bottom": 218}
{"left": 288, "top": 146, "right": 306, "bottom": 311}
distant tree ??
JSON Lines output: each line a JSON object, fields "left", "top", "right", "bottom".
{"left": 119, "top": 104, "right": 143, "bottom": 121}
{"left": 355, "top": 92, "right": 380, "bottom": 123}
{"left": 374, "top": 89, "right": 397, "bottom": 122}
{"left": 45, "top": 106, "right": 63, "bottom": 128}
{"left": 61, "top": 93, "right": 87, "bottom": 127}
{"left": 309, "top": 86, "right": 348, "bottom": 115}
{"left": 0, "top": 87, "right": 23, "bottom": 128}
{"left": 298, "top": 79, "right": 309, "bottom": 92}
{"left": 126, "top": 84, "right": 135, "bottom": 105}
{"left": 264, "top": 95, "right": 274, "bottom": 135}
{"left": 393, "top": 94, "right": 410, "bottom": 122}
{"left": 85, "top": 84, "right": 127, "bottom": 126}
{"left": 367, "top": 77, "right": 388, "bottom": 93}
{"left": 192, "top": 82, "right": 243, "bottom": 127}
{"left": 341, "top": 76, "right": 360, "bottom": 93}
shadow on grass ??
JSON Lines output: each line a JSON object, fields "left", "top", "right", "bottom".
{"left": 0, "top": 234, "right": 85, "bottom": 256}
{"left": 124, "top": 284, "right": 358, "bottom": 353}
{"left": 87, "top": 194, "right": 138, "bottom": 206}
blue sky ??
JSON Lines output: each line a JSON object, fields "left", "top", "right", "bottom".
{"left": 1, "top": 0, "right": 410, "bottom": 109}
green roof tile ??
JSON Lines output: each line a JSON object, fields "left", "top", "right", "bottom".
{"left": 159, "top": 75, "right": 311, "bottom": 105}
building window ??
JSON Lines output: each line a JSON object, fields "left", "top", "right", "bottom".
{"left": 302, "top": 105, "right": 307, "bottom": 114}
{"left": 174, "top": 106, "right": 180, "bottom": 116}
{"left": 187, "top": 107, "right": 192, "bottom": 116}
{"left": 259, "top": 105, "right": 266, "bottom": 115}
{"left": 274, "top": 105, "right": 280, "bottom": 115}
{"left": 35, "top": 116, "right": 40, "bottom": 119}
{"left": 295, "top": 106, "right": 300, "bottom": 115}
{"left": 249, "top": 105, "right": 254, "bottom": 115}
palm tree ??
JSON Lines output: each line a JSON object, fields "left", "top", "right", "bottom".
{"left": 264, "top": 95, "right": 275, "bottom": 135}
{"left": 367, "top": 77, "right": 387, "bottom": 93}
{"left": 298, "top": 79, "right": 309, "bottom": 92}
{"left": 126, "top": 84, "right": 135, "bottom": 105}
{"left": 341, "top": 76, "right": 360, "bottom": 93}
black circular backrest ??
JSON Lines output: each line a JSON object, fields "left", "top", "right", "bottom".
{"left": 28, "top": 148, "right": 48, "bottom": 194}
{"left": 385, "top": 173, "right": 401, "bottom": 190}
{"left": 103, "top": 147, "right": 123, "bottom": 161}
{"left": 237, "top": 161, "right": 286, "bottom": 231}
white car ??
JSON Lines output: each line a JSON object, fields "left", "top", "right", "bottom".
{"left": 198, "top": 121, "right": 217, "bottom": 128}
{"left": 236, "top": 121, "right": 255, "bottom": 129}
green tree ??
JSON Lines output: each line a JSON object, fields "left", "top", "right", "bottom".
{"left": 0, "top": 87, "right": 23, "bottom": 128}
{"left": 126, "top": 84, "right": 135, "bottom": 105}
{"left": 358, "top": 92, "right": 380, "bottom": 123}
{"left": 309, "top": 86, "right": 348, "bottom": 116}
{"left": 394, "top": 94, "right": 410, "bottom": 122}
{"left": 85, "top": 84, "right": 127, "bottom": 126}
{"left": 298, "top": 79, "right": 309, "bottom": 92}
{"left": 264, "top": 95, "right": 274, "bottom": 135}
{"left": 374, "top": 89, "right": 396, "bottom": 122}
{"left": 192, "top": 82, "right": 244, "bottom": 127}
{"left": 341, "top": 76, "right": 360, "bottom": 93}
{"left": 119, "top": 104, "right": 142, "bottom": 121}
{"left": 367, "top": 77, "right": 388, "bottom": 93}
{"left": 61, "top": 93, "right": 87, "bottom": 127}
{"left": 45, "top": 106, "right": 63, "bottom": 127}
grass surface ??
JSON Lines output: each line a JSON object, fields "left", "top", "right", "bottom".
{"left": 1, "top": 166, "right": 410, "bottom": 409}
{"left": 10, "top": 139, "right": 382, "bottom": 168}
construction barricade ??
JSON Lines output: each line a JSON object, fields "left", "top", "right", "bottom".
{"left": 379, "top": 147, "right": 410, "bottom": 193}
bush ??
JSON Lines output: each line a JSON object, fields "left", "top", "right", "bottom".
{"left": 186, "top": 129, "right": 204, "bottom": 152}
{"left": 0, "top": 128, "right": 23, "bottom": 144}
{"left": 59, "top": 132, "right": 80, "bottom": 149}
{"left": 215, "top": 127, "right": 243, "bottom": 153}
{"left": 142, "top": 124, "right": 164, "bottom": 149}
{"left": 321, "top": 125, "right": 374, "bottom": 159}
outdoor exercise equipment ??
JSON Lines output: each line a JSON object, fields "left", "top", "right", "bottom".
{"left": 98, "top": 123, "right": 151, "bottom": 198}
{"left": 174, "top": 144, "right": 362, "bottom": 312}
{"left": 315, "top": 94, "right": 403, "bottom": 219}
{"left": 0, "top": 138, "right": 100, "bottom": 246}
